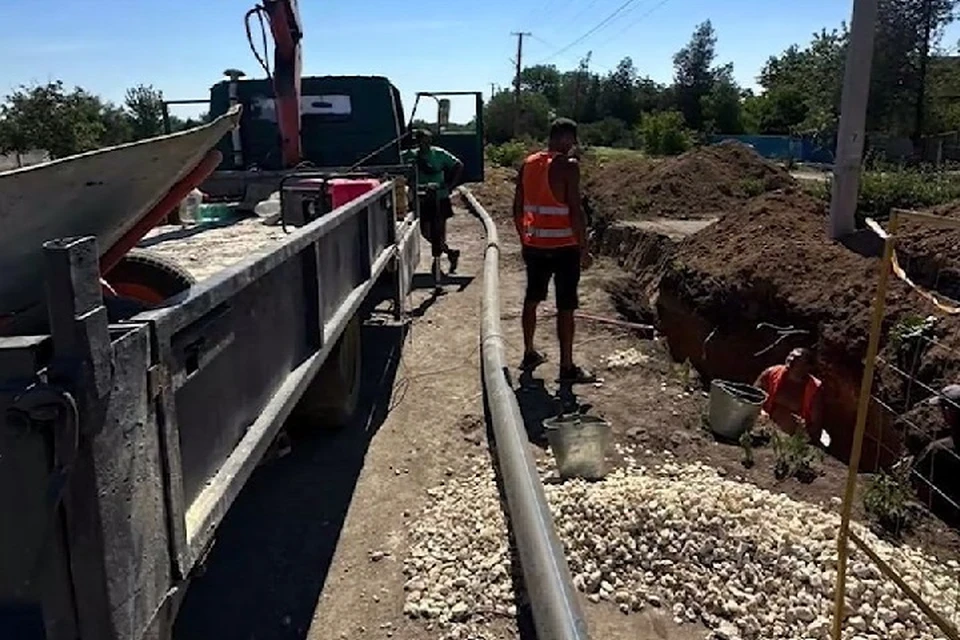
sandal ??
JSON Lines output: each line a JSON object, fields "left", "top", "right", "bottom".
{"left": 520, "top": 350, "right": 548, "bottom": 371}
{"left": 557, "top": 365, "right": 598, "bottom": 385}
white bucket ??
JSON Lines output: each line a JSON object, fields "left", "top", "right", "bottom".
{"left": 544, "top": 415, "right": 611, "bottom": 480}
{"left": 708, "top": 380, "right": 767, "bottom": 441}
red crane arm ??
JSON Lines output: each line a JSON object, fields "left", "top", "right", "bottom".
{"left": 262, "top": 0, "right": 303, "bottom": 167}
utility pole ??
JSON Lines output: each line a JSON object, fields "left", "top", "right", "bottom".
{"left": 512, "top": 31, "right": 531, "bottom": 138}
{"left": 490, "top": 83, "right": 498, "bottom": 99}
{"left": 828, "top": 0, "right": 879, "bottom": 240}
{"left": 914, "top": 0, "right": 934, "bottom": 146}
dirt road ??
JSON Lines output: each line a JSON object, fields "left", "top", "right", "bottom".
{"left": 172, "top": 205, "right": 705, "bottom": 640}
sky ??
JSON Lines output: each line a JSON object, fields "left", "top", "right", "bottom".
{"left": 3, "top": 0, "right": 960, "bottom": 124}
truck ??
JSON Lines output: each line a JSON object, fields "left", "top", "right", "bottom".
{"left": 0, "top": 1, "right": 484, "bottom": 638}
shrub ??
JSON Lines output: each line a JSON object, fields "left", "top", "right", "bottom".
{"left": 863, "top": 467, "right": 914, "bottom": 536}
{"left": 486, "top": 140, "right": 528, "bottom": 169}
{"left": 801, "top": 164, "right": 960, "bottom": 222}
{"left": 579, "top": 117, "right": 635, "bottom": 149}
{"left": 857, "top": 166, "right": 960, "bottom": 219}
{"left": 637, "top": 111, "right": 692, "bottom": 156}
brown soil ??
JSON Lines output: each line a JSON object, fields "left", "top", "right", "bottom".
{"left": 584, "top": 141, "right": 795, "bottom": 224}
{"left": 610, "top": 186, "right": 960, "bottom": 476}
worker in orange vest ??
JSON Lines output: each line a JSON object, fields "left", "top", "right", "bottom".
{"left": 755, "top": 347, "right": 823, "bottom": 443}
{"left": 512, "top": 118, "right": 596, "bottom": 384}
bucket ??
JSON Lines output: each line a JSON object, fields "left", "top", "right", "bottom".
{"left": 708, "top": 380, "right": 768, "bottom": 441}
{"left": 543, "top": 414, "right": 611, "bottom": 480}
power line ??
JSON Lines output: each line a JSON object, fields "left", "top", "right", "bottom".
{"left": 602, "top": 0, "right": 676, "bottom": 44}
{"left": 534, "top": 0, "right": 645, "bottom": 64}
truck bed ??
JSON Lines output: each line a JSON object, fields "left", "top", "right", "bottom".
{"left": 139, "top": 217, "right": 286, "bottom": 280}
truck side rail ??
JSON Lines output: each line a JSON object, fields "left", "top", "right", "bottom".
{"left": 137, "top": 180, "right": 401, "bottom": 576}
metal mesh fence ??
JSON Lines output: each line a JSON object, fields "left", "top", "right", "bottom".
{"left": 832, "top": 208, "right": 960, "bottom": 640}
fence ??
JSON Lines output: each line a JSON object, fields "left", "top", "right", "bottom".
{"left": 832, "top": 208, "right": 960, "bottom": 640}
{"left": 706, "top": 134, "right": 836, "bottom": 164}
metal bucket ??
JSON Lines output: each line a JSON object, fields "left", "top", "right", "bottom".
{"left": 708, "top": 380, "right": 768, "bottom": 441}
{"left": 543, "top": 415, "right": 611, "bottom": 480}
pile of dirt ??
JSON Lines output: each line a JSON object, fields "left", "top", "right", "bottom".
{"left": 466, "top": 166, "right": 515, "bottom": 220}
{"left": 613, "top": 185, "right": 960, "bottom": 474}
{"left": 584, "top": 141, "right": 796, "bottom": 223}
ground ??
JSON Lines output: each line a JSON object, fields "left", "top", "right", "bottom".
{"left": 165, "top": 163, "right": 960, "bottom": 639}
{"left": 166, "top": 207, "right": 709, "bottom": 640}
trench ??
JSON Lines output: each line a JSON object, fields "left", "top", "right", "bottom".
{"left": 596, "top": 220, "right": 905, "bottom": 472}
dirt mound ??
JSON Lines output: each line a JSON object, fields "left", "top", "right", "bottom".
{"left": 466, "top": 166, "right": 515, "bottom": 220}
{"left": 614, "top": 186, "right": 960, "bottom": 472}
{"left": 584, "top": 141, "right": 796, "bottom": 223}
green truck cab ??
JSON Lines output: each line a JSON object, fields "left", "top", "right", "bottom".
{"left": 191, "top": 75, "right": 483, "bottom": 204}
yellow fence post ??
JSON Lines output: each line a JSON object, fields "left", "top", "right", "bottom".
{"left": 830, "top": 212, "right": 900, "bottom": 640}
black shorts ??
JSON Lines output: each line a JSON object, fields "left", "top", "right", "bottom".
{"left": 522, "top": 246, "right": 581, "bottom": 311}
{"left": 419, "top": 194, "right": 454, "bottom": 221}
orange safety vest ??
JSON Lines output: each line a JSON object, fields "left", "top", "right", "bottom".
{"left": 762, "top": 365, "right": 821, "bottom": 424}
{"left": 520, "top": 151, "right": 578, "bottom": 249}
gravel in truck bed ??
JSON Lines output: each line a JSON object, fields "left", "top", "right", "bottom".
{"left": 139, "top": 218, "right": 286, "bottom": 281}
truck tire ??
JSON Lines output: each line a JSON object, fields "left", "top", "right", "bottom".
{"left": 107, "top": 249, "right": 196, "bottom": 305}
{"left": 293, "top": 316, "right": 362, "bottom": 429}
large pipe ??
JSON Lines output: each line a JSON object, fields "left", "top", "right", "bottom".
{"left": 461, "top": 187, "right": 589, "bottom": 640}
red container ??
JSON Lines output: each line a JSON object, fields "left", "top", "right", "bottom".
{"left": 328, "top": 178, "right": 380, "bottom": 210}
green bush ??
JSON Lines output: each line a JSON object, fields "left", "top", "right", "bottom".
{"left": 802, "top": 165, "right": 960, "bottom": 221}
{"left": 579, "top": 117, "right": 635, "bottom": 149}
{"left": 637, "top": 111, "right": 692, "bottom": 156}
{"left": 857, "top": 166, "right": 960, "bottom": 219}
{"left": 486, "top": 140, "right": 528, "bottom": 168}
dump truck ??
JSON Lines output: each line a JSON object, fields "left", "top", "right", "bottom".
{"left": 0, "top": 1, "right": 484, "bottom": 638}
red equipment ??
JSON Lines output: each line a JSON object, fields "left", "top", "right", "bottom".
{"left": 247, "top": 0, "right": 304, "bottom": 167}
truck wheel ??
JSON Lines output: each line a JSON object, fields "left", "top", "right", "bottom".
{"left": 293, "top": 316, "right": 362, "bottom": 429}
{"left": 107, "top": 249, "right": 196, "bottom": 305}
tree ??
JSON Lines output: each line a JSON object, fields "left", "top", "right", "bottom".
{"left": 484, "top": 90, "right": 551, "bottom": 143}
{"left": 672, "top": 20, "right": 720, "bottom": 130}
{"left": 520, "top": 65, "right": 562, "bottom": 106}
{"left": 701, "top": 67, "right": 744, "bottom": 134}
{"left": 0, "top": 81, "right": 106, "bottom": 158}
{"left": 597, "top": 57, "right": 642, "bottom": 125}
{"left": 124, "top": 84, "right": 165, "bottom": 140}
{"left": 99, "top": 103, "right": 133, "bottom": 145}
{"left": 868, "top": 0, "right": 958, "bottom": 137}
{"left": 759, "top": 28, "right": 848, "bottom": 136}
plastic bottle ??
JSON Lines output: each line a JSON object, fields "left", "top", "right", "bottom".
{"left": 254, "top": 191, "right": 282, "bottom": 219}
{"left": 178, "top": 188, "right": 204, "bottom": 224}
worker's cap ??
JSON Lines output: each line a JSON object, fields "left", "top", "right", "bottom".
{"left": 929, "top": 384, "right": 960, "bottom": 410}
{"left": 412, "top": 128, "right": 433, "bottom": 142}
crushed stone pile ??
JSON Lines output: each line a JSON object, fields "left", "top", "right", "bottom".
{"left": 402, "top": 451, "right": 960, "bottom": 640}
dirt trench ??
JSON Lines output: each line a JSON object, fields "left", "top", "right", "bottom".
{"left": 596, "top": 189, "right": 960, "bottom": 473}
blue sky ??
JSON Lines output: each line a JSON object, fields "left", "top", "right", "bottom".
{"left": 3, "top": 0, "right": 960, "bottom": 123}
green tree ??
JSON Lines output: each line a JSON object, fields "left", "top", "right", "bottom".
{"left": 638, "top": 111, "right": 692, "bottom": 155}
{"left": 0, "top": 81, "right": 106, "bottom": 158}
{"left": 520, "top": 64, "right": 563, "bottom": 107}
{"left": 597, "top": 57, "right": 642, "bottom": 125}
{"left": 701, "top": 67, "right": 744, "bottom": 134}
{"left": 124, "top": 84, "right": 165, "bottom": 140}
{"left": 484, "top": 90, "right": 551, "bottom": 143}
{"left": 672, "top": 20, "right": 720, "bottom": 130}
{"left": 759, "top": 28, "right": 848, "bottom": 136}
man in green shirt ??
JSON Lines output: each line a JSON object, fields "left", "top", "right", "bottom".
{"left": 402, "top": 129, "right": 463, "bottom": 284}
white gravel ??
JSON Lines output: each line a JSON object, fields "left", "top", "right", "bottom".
{"left": 402, "top": 450, "right": 960, "bottom": 640}
{"left": 139, "top": 218, "right": 286, "bottom": 281}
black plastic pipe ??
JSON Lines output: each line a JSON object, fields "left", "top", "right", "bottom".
{"left": 460, "top": 187, "right": 590, "bottom": 640}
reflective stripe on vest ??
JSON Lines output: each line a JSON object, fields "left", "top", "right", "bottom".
{"left": 520, "top": 151, "right": 577, "bottom": 249}
{"left": 523, "top": 205, "right": 570, "bottom": 216}
{"left": 526, "top": 227, "right": 574, "bottom": 238}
